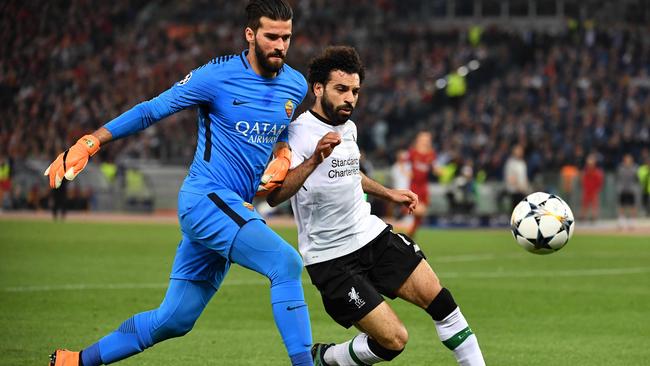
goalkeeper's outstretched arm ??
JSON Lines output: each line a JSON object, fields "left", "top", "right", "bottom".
{"left": 44, "top": 64, "right": 218, "bottom": 188}
{"left": 93, "top": 127, "right": 114, "bottom": 145}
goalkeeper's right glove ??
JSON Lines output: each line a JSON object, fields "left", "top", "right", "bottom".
{"left": 256, "top": 147, "right": 291, "bottom": 196}
{"left": 44, "top": 134, "right": 101, "bottom": 188}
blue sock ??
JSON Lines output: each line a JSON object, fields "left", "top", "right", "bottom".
{"left": 290, "top": 350, "right": 314, "bottom": 366}
{"left": 97, "top": 312, "right": 154, "bottom": 364}
{"left": 80, "top": 279, "right": 213, "bottom": 365}
{"left": 270, "top": 280, "right": 313, "bottom": 360}
{"left": 80, "top": 342, "right": 102, "bottom": 366}
{"left": 231, "top": 220, "right": 313, "bottom": 363}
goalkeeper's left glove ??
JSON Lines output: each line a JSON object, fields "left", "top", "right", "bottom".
{"left": 256, "top": 147, "right": 291, "bottom": 196}
{"left": 44, "top": 134, "right": 101, "bottom": 188}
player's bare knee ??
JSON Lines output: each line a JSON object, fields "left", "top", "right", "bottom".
{"left": 367, "top": 332, "right": 406, "bottom": 361}
{"left": 394, "top": 325, "right": 409, "bottom": 349}
{"left": 378, "top": 325, "right": 409, "bottom": 350}
{"left": 427, "top": 275, "right": 442, "bottom": 301}
{"left": 415, "top": 265, "right": 443, "bottom": 307}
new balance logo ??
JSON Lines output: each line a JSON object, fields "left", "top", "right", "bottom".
{"left": 348, "top": 287, "right": 366, "bottom": 308}
{"left": 233, "top": 99, "right": 249, "bottom": 105}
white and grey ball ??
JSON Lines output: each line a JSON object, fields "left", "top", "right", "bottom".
{"left": 510, "top": 192, "right": 575, "bottom": 254}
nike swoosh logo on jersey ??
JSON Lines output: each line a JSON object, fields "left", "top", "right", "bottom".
{"left": 233, "top": 99, "right": 249, "bottom": 105}
{"left": 286, "top": 304, "right": 307, "bottom": 311}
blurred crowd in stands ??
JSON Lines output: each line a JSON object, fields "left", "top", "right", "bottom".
{"left": 1, "top": 0, "right": 649, "bottom": 220}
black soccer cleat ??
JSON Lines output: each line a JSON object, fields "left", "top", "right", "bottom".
{"left": 311, "top": 343, "right": 334, "bottom": 366}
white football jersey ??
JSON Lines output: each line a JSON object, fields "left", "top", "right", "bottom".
{"left": 288, "top": 110, "right": 387, "bottom": 265}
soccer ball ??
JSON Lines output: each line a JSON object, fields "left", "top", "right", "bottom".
{"left": 510, "top": 192, "right": 575, "bottom": 254}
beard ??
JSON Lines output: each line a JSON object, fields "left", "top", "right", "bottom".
{"left": 254, "top": 41, "right": 285, "bottom": 74}
{"left": 320, "top": 91, "right": 354, "bottom": 125}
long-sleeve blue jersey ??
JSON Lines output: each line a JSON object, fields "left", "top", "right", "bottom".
{"left": 104, "top": 50, "right": 307, "bottom": 202}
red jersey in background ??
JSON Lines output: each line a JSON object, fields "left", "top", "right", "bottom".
{"left": 409, "top": 148, "right": 435, "bottom": 204}
{"left": 581, "top": 166, "right": 604, "bottom": 204}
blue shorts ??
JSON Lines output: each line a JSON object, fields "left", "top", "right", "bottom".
{"left": 170, "top": 189, "right": 264, "bottom": 289}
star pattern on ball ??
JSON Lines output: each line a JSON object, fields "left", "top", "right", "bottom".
{"left": 511, "top": 192, "right": 574, "bottom": 254}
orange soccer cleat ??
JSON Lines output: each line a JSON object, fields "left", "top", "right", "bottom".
{"left": 49, "top": 349, "right": 80, "bottom": 366}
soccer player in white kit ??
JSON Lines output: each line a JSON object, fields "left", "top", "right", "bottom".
{"left": 267, "top": 46, "right": 485, "bottom": 366}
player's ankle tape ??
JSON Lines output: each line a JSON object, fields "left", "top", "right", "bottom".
{"left": 426, "top": 288, "right": 457, "bottom": 321}
{"left": 367, "top": 337, "right": 404, "bottom": 361}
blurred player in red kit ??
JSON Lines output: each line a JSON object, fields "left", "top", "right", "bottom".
{"left": 408, "top": 131, "right": 436, "bottom": 238}
{"left": 581, "top": 153, "right": 604, "bottom": 222}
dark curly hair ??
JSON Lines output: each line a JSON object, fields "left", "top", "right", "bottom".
{"left": 307, "top": 46, "right": 365, "bottom": 90}
{"left": 246, "top": 0, "right": 293, "bottom": 31}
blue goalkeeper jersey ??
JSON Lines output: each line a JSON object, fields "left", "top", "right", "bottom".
{"left": 104, "top": 50, "right": 307, "bottom": 202}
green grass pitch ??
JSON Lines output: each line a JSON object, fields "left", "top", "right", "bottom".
{"left": 1, "top": 219, "right": 649, "bottom": 365}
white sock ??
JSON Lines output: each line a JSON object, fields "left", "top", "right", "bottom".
{"left": 324, "top": 333, "right": 384, "bottom": 365}
{"left": 434, "top": 307, "right": 485, "bottom": 366}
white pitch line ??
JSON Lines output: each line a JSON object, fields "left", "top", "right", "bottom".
{"left": 442, "top": 267, "right": 650, "bottom": 279}
{"left": 435, "top": 254, "right": 506, "bottom": 262}
{"left": 4, "top": 283, "right": 169, "bottom": 292}
{"left": 2, "top": 279, "right": 270, "bottom": 293}
{"left": 3, "top": 267, "right": 649, "bottom": 293}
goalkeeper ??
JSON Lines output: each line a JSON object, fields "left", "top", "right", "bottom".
{"left": 45, "top": 1, "right": 326, "bottom": 365}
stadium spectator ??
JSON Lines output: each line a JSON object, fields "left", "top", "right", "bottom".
{"left": 2, "top": 0, "right": 650, "bottom": 222}
{"left": 99, "top": 160, "right": 118, "bottom": 185}
{"left": 26, "top": 185, "right": 41, "bottom": 210}
{"left": 51, "top": 180, "right": 67, "bottom": 220}
{"left": 388, "top": 149, "right": 412, "bottom": 220}
{"left": 10, "top": 185, "right": 28, "bottom": 210}
{"left": 638, "top": 148, "right": 650, "bottom": 216}
{"left": 616, "top": 154, "right": 640, "bottom": 230}
{"left": 559, "top": 161, "right": 580, "bottom": 209}
{"left": 0, "top": 153, "right": 11, "bottom": 210}
{"left": 391, "top": 150, "right": 412, "bottom": 191}
{"left": 504, "top": 144, "right": 530, "bottom": 211}
{"left": 446, "top": 163, "right": 477, "bottom": 216}
{"left": 580, "top": 153, "right": 604, "bottom": 223}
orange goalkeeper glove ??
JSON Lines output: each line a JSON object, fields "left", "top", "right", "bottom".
{"left": 256, "top": 147, "right": 291, "bottom": 196}
{"left": 44, "top": 134, "right": 100, "bottom": 188}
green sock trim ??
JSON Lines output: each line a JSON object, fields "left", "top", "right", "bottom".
{"left": 348, "top": 336, "right": 370, "bottom": 366}
{"left": 442, "top": 327, "right": 474, "bottom": 350}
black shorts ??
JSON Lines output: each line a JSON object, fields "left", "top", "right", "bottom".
{"left": 306, "top": 227, "right": 426, "bottom": 328}
{"left": 619, "top": 191, "right": 636, "bottom": 207}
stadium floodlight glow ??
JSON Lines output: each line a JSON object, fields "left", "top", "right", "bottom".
{"left": 468, "top": 60, "right": 480, "bottom": 71}
{"left": 458, "top": 66, "right": 469, "bottom": 77}
{"left": 436, "top": 78, "right": 447, "bottom": 89}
